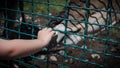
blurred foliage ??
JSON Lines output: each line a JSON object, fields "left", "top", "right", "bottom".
{"left": 23, "top": 0, "right": 66, "bottom": 15}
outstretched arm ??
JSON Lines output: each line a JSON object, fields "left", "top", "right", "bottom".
{"left": 0, "top": 28, "right": 55, "bottom": 60}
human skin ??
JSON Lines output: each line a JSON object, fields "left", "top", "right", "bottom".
{"left": 0, "top": 28, "right": 55, "bottom": 60}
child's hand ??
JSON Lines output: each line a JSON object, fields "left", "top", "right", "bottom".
{"left": 37, "top": 28, "right": 55, "bottom": 46}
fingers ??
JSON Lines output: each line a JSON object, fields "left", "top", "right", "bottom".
{"left": 47, "top": 28, "right": 52, "bottom": 32}
{"left": 46, "top": 28, "right": 55, "bottom": 36}
{"left": 50, "top": 31, "right": 55, "bottom": 36}
{"left": 42, "top": 28, "right": 52, "bottom": 31}
{"left": 42, "top": 28, "right": 47, "bottom": 31}
{"left": 42, "top": 28, "right": 54, "bottom": 32}
{"left": 43, "top": 28, "right": 55, "bottom": 36}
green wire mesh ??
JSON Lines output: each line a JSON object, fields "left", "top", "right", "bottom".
{"left": 0, "top": 0, "right": 120, "bottom": 68}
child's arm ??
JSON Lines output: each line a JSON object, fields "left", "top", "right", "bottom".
{"left": 0, "top": 28, "right": 55, "bottom": 60}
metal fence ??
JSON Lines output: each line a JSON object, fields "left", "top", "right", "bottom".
{"left": 0, "top": 0, "right": 120, "bottom": 68}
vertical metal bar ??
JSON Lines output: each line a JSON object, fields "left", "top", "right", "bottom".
{"left": 46, "top": 0, "right": 50, "bottom": 27}
{"left": 31, "top": 0, "right": 36, "bottom": 67}
{"left": 103, "top": 0, "right": 112, "bottom": 68}
{"left": 63, "top": 0, "right": 70, "bottom": 68}
{"left": 4, "top": 0, "right": 10, "bottom": 67}
{"left": 18, "top": 0, "right": 21, "bottom": 39}
{"left": 81, "top": 0, "right": 89, "bottom": 67}
{"left": 4, "top": 0, "right": 8, "bottom": 39}
{"left": 46, "top": 0, "right": 50, "bottom": 68}
{"left": 17, "top": 0, "right": 22, "bottom": 67}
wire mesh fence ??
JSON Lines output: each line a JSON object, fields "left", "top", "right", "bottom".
{"left": 0, "top": 0, "right": 120, "bottom": 68}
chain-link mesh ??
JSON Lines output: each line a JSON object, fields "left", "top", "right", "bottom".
{"left": 0, "top": 0, "right": 120, "bottom": 68}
